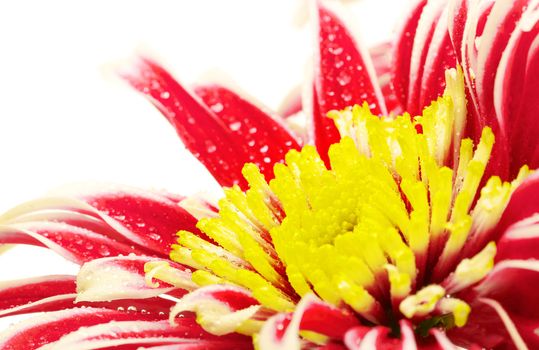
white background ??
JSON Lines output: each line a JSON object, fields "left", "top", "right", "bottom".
{"left": 0, "top": 0, "right": 407, "bottom": 330}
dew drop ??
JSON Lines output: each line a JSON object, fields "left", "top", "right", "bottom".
{"left": 210, "top": 103, "right": 224, "bottom": 113}
{"left": 330, "top": 47, "right": 343, "bottom": 55}
{"left": 98, "top": 246, "right": 110, "bottom": 257}
{"left": 263, "top": 157, "right": 271, "bottom": 163}
{"left": 260, "top": 145, "right": 269, "bottom": 153}
{"left": 187, "top": 117, "right": 195, "bottom": 125}
{"left": 247, "top": 140, "right": 256, "bottom": 147}
{"left": 337, "top": 71, "right": 351, "bottom": 86}
{"left": 229, "top": 121, "right": 241, "bottom": 131}
{"left": 341, "top": 92, "right": 352, "bottom": 102}
{"left": 248, "top": 127, "right": 257, "bottom": 134}
{"left": 160, "top": 91, "right": 170, "bottom": 99}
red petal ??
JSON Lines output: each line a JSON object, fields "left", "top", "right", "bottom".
{"left": 496, "top": 4, "right": 539, "bottom": 175}
{"left": 0, "top": 186, "right": 205, "bottom": 260}
{"left": 494, "top": 172, "right": 539, "bottom": 239}
{"left": 391, "top": 0, "right": 428, "bottom": 110}
{"left": 193, "top": 84, "right": 301, "bottom": 180}
{"left": 477, "top": 297, "right": 538, "bottom": 349}
{"left": 0, "top": 308, "right": 155, "bottom": 350}
{"left": 0, "top": 222, "right": 143, "bottom": 264}
{"left": 496, "top": 215, "right": 539, "bottom": 261}
{"left": 476, "top": 260, "right": 539, "bottom": 319}
{"left": 79, "top": 188, "right": 201, "bottom": 256}
{"left": 258, "top": 294, "right": 358, "bottom": 349}
{"left": 39, "top": 318, "right": 249, "bottom": 350}
{"left": 313, "top": 2, "right": 387, "bottom": 163}
{"left": 406, "top": 0, "right": 447, "bottom": 116}
{"left": 0, "top": 275, "right": 76, "bottom": 317}
{"left": 419, "top": 7, "right": 457, "bottom": 110}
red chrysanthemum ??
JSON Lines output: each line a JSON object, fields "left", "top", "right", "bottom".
{"left": 1, "top": 1, "right": 538, "bottom": 349}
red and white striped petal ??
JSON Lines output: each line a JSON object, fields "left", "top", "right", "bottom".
{"left": 313, "top": 2, "right": 387, "bottom": 163}
{"left": 496, "top": 214, "right": 539, "bottom": 261}
{"left": 258, "top": 294, "right": 359, "bottom": 349}
{"left": 391, "top": 0, "right": 427, "bottom": 111}
{"left": 0, "top": 307, "right": 154, "bottom": 350}
{"left": 38, "top": 318, "right": 249, "bottom": 350}
{"left": 76, "top": 256, "right": 193, "bottom": 302}
{"left": 495, "top": 172, "right": 539, "bottom": 239}
{"left": 170, "top": 285, "right": 261, "bottom": 336}
{"left": 406, "top": 0, "right": 447, "bottom": 116}
{"left": 344, "top": 321, "right": 417, "bottom": 350}
{"left": 478, "top": 297, "right": 538, "bottom": 350}
{"left": 475, "top": 259, "right": 539, "bottom": 319}
{"left": 1, "top": 186, "right": 203, "bottom": 259}
{"left": 494, "top": 2, "right": 539, "bottom": 174}
{"left": 193, "top": 84, "right": 302, "bottom": 180}
{"left": 0, "top": 222, "right": 142, "bottom": 264}
{"left": 419, "top": 6, "right": 457, "bottom": 110}
{"left": 0, "top": 275, "right": 76, "bottom": 317}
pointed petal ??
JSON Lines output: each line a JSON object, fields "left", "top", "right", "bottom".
{"left": 119, "top": 57, "right": 251, "bottom": 187}
{"left": 313, "top": 2, "right": 387, "bottom": 163}
{"left": 0, "top": 222, "right": 143, "bottom": 264}
{"left": 0, "top": 308, "right": 154, "bottom": 350}
{"left": 194, "top": 84, "right": 302, "bottom": 179}
{"left": 0, "top": 186, "right": 204, "bottom": 259}
{"left": 391, "top": 0, "right": 428, "bottom": 110}
{"left": 76, "top": 256, "right": 194, "bottom": 302}
{"left": 258, "top": 294, "right": 359, "bottom": 349}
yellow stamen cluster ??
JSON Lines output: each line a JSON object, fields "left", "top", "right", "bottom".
{"left": 155, "top": 67, "right": 531, "bottom": 336}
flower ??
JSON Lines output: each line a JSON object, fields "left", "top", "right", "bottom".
{"left": 1, "top": 1, "right": 539, "bottom": 349}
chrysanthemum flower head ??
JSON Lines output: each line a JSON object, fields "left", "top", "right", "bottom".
{"left": 1, "top": 1, "right": 539, "bottom": 349}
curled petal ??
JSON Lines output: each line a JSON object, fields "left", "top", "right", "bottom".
{"left": 170, "top": 285, "right": 261, "bottom": 336}
{"left": 258, "top": 294, "right": 359, "bottom": 349}
{"left": 76, "top": 256, "right": 193, "bottom": 302}
{"left": 313, "top": 2, "right": 387, "bottom": 163}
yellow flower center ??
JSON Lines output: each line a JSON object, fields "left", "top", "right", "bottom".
{"left": 146, "top": 67, "right": 530, "bottom": 338}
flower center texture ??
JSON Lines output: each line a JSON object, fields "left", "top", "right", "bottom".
{"left": 146, "top": 67, "right": 530, "bottom": 339}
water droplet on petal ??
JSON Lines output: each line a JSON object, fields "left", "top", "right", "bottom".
{"left": 337, "top": 71, "right": 351, "bottom": 86}
{"left": 160, "top": 91, "right": 170, "bottom": 99}
{"left": 260, "top": 145, "right": 269, "bottom": 153}
{"left": 248, "top": 140, "right": 256, "bottom": 147}
{"left": 210, "top": 103, "right": 224, "bottom": 113}
{"left": 229, "top": 121, "right": 241, "bottom": 131}
{"left": 249, "top": 127, "right": 257, "bottom": 134}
